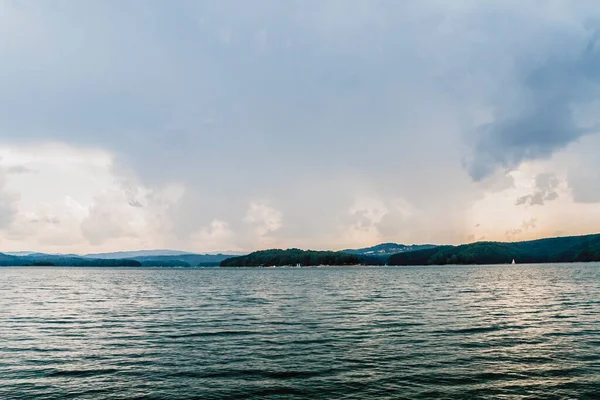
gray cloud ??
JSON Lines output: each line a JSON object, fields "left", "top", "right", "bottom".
{"left": 569, "top": 173, "right": 600, "bottom": 203}
{"left": 128, "top": 200, "right": 143, "bottom": 208}
{"left": 476, "top": 171, "right": 516, "bottom": 194}
{"left": 29, "top": 216, "right": 60, "bottom": 225}
{"left": 505, "top": 218, "right": 537, "bottom": 240}
{"left": 566, "top": 134, "right": 600, "bottom": 203}
{"left": 6, "top": 165, "right": 36, "bottom": 175}
{"left": 1, "top": 1, "right": 600, "bottom": 249}
{"left": 467, "top": 31, "right": 600, "bottom": 180}
{"left": 515, "top": 173, "right": 560, "bottom": 206}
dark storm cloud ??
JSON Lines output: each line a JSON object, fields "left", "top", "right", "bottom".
{"left": 468, "top": 31, "right": 600, "bottom": 180}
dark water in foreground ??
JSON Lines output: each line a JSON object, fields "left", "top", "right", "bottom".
{"left": 1, "top": 265, "right": 599, "bottom": 399}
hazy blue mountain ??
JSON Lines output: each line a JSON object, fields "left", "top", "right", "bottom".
{"left": 0, "top": 253, "right": 141, "bottom": 267}
{"left": 83, "top": 250, "right": 197, "bottom": 259}
{"left": 0, "top": 253, "right": 22, "bottom": 265}
{"left": 130, "top": 254, "right": 235, "bottom": 267}
{"left": 7, "top": 252, "right": 91, "bottom": 257}
{"left": 1, "top": 250, "right": 241, "bottom": 267}
{"left": 82, "top": 250, "right": 244, "bottom": 267}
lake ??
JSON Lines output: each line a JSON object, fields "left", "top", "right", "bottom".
{"left": 1, "top": 264, "right": 599, "bottom": 399}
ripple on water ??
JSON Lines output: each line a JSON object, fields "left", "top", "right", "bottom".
{"left": 0, "top": 264, "right": 599, "bottom": 399}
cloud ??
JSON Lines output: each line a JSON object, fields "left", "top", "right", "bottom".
{"left": 515, "top": 173, "right": 560, "bottom": 206}
{"left": 467, "top": 30, "right": 600, "bottom": 180}
{"left": 29, "top": 215, "right": 60, "bottom": 225}
{"left": 6, "top": 165, "right": 36, "bottom": 175}
{"left": 505, "top": 218, "right": 537, "bottom": 240}
{"left": 0, "top": 172, "right": 18, "bottom": 229}
{"left": 569, "top": 172, "right": 600, "bottom": 203}
{"left": 128, "top": 199, "right": 143, "bottom": 208}
{"left": 565, "top": 133, "right": 600, "bottom": 203}
{"left": 243, "top": 202, "right": 282, "bottom": 240}
{"left": 190, "top": 219, "right": 235, "bottom": 253}
{"left": 521, "top": 218, "right": 537, "bottom": 230}
{"left": 1, "top": 2, "right": 600, "bottom": 251}
{"left": 505, "top": 228, "right": 522, "bottom": 240}
{"left": 79, "top": 180, "right": 185, "bottom": 247}
{"left": 80, "top": 191, "right": 140, "bottom": 246}
{"left": 477, "top": 172, "right": 516, "bottom": 193}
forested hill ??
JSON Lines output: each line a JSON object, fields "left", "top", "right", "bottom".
{"left": 220, "top": 249, "right": 361, "bottom": 267}
{"left": 0, "top": 252, "right": 235, "bottom": 267}
{"left": 0, "top": 253, "right": 141, "bottom": 267}
{"left": 342, "top": 243, "right": 437, "bottom": 264}
{"left": 343, "top": 243, "right": 436, "bottom": 257}
{"left": 83, "top": 251, "right": 235, "bottom": 266}
{"left": 125, "top": 254, "right": 231, "bottom": 267}
{"left": 388, "top": 234, "right": 600, "bottom": 265}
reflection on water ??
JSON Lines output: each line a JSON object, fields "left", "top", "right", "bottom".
{"left": 1, "top": 264, "right": 599, "bottom": 399}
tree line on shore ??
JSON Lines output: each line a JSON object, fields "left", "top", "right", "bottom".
{"left": 221, "top": 233, "right": 600, "bottom": 267}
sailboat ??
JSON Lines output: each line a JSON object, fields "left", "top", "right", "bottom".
{"left": 511, "top": 259, "right": 516, "bottom": 264}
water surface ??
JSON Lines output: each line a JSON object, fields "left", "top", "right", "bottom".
{"left": 1, "top": 264, "right": 599, "bottom": 399}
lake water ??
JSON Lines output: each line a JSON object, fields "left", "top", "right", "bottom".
{"left": 1, "top": 264, "right": 599, "bottom": 399}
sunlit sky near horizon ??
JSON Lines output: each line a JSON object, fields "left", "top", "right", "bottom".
{"left": 1, "top": 0, "right": 600, "bottom": 254}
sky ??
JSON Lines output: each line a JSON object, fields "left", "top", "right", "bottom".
{"left": 1, "top": 0, "right": 600, "bottom": 254}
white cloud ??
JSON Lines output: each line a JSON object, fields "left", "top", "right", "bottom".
{"left": 80, "top": 190, "right": 143, "bottom": 245}
{"left": 190, "top": 219, "right": 235, "bottom": 253}
{"left": 0, "top": 143, "right": 185, "bottom": 252}
{"left": 243, "top": 202, "right": 282, "bottom": 237}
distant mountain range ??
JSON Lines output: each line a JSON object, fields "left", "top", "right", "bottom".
{"left": 3, "top": 234, "right": 600, "bottom": 267}
{"left": 0, "top": 252, "right": 141, "bottom": 267}
{"left": 4, "top": 251, "right": 39, "bottom": 256}
{"left": 0, "top": 250, "right": 243, "bottom": 267}
{"left": 83, "top": 250, "right": 197, "bottom": 259}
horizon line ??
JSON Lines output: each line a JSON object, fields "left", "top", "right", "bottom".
{"left": 3, "top": 231, "right": 599, "bottom": 255}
